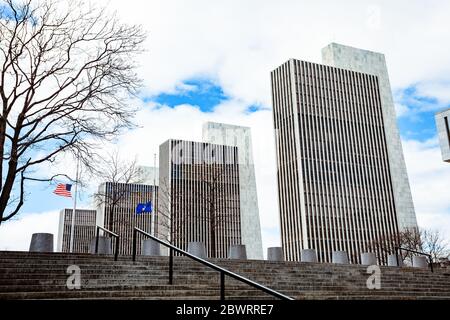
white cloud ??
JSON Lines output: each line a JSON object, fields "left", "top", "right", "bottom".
{"left": 402, "top": 137, "right": 450, "bottom": 239}
{"left": 0, "top": 211, "right": 59, "bottom": 251}
{"left": 94, "top": 0, "right": 450, "bottom": 106}
{"left": 395, "top": 103, "right": 410, "bottom": 118}
{"left": 393, "top": 85, "right": 448, "bottom": 119}
{"left": 416, "top": 81, "right": 450, "bottom": 106}
{"left": 261, "top": 227, "right": 282, "bottom": 252}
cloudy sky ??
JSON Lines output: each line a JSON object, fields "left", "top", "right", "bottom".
{"left": 1, "top": 0, "right": 449, "bottom": 253}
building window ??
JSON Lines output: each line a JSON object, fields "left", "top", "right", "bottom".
{"left": 445, "top": 116, "right": 450, "bottom": 148}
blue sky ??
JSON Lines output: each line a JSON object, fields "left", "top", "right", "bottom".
{"left": 395, "top": 86, "right": 445, "bottom": 141}
{"left": 152, "top": 81, "right": 447, "bottom": 143}
{"left": 147, "top": 79, "right": 227, "bottom": 112}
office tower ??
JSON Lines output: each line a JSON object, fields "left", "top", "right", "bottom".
{"left": 202, "top": 122, "right": 263, "bottom": 260}
{"left": 137, "top": 165, "right": 159, "bottom": 234}
{"left": 159, "top": 139, "right": 241, "bottom": 258}
{"left": 57, "top": 208, "right": 96, "bottom": 253}
{"left": 271, "top": 44, "right": 416, "bottom": 264}
{"left": 435, "top": 108, "right": 450, "bottom": 163}
{"left": 95, "top": 182, "right": 158, "bottom": 255}
{"left": 322, "top": 43, "right": 417, "bottom": 231}
{"left": 138, "top": 165, "right": 160, "bottom": 185}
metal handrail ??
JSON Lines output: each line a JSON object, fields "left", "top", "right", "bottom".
{"left": 132, "top": 227, "right": 293, "bottom": 301}
{"left": 95, "top": 226, "right": 120, "bottom": 261}
{"left": 395, "top": 247, "right": 433, "bottom": 272}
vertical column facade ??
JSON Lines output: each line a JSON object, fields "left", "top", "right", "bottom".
{"left": 97, "top": 182, "right": 158, "bottom": 255}
{"left": 159, "top": 139, "right": 242, "bottom": 259}
{"left": 57, "top": 209, "right": 97, "bottom": 253}
{"left": 322, "top": 43, "right": 418, "bottom": 230}
{"left": 272, "top": 58, "right": 399, "bottom": 264}
{"left": 202, "top": 122, "right": 263, "bottom": 260}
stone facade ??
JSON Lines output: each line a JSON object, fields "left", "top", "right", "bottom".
{"left": 321, "top": 43, "right": 418, "bottom": 231}
{"left": 202, "top": 122, "right": 263, "bottom": 260}
{"left": 57, "top": 208, "right": 96, "bottom": 253}
{"left": 138, "top": 166, "right": 160, "bottom": 186}
{"left": 159, "top": 139, "right": 242, "bottom": 259}
{"left": 95, "top": 182, "right": 158, "bottom": 255}
{"left": 271, "top": 57, "right": 399, "bottom": 264}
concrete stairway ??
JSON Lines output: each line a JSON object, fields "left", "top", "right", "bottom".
{"left": 1, "top": 251, "right": 449, "bottom": 300}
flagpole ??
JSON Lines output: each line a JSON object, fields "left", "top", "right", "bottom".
{"left": 69, "top": 155, "right": 80, "bottom": 253}
{"left": 152, "top": 153, "right": 156, "bottom": 235}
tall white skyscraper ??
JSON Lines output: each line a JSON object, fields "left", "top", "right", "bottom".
{"left": 202, "top": 122, "right": 263, "bottom": 260}
{"left": 57, "top": 208, "right": 96, "bottom": 253}
{"left": 159, "top": 139, "right": 242, "bottom": 259}
{"left": 322, "top": 43, "right": 417, "bottom": 231}
{"left": 138, "top": 166, "right": 160, "bottom": 186}
{"left": 271, "top": 44, "right": 417, "bottom": 264}
{"left": 435, "top": 108, "right": 450, "bottom": 163}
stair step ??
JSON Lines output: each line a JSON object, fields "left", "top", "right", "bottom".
{"left": 1, "top": 251, "right": 449, "bottom": 300}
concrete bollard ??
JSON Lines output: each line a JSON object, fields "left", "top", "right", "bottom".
{"left": 412, "top": 256, "right": 428, "bottom": 269}
{"left": 29, "top": 233, "right": 54, "bottom": 252}
{"left": 361, "top": 252, "right": 377, "bottom": 266}
{"left": 188, "top": 241, "right": 207, "bottom": 259}
{"left": 89, "top": 236, "right": 112, "bottom": 255}
{"left": 332, "top": 251, "right": 349, "bottom": 264}
{"left": 142, "top": 238, "right": 161, "bottom": 256}
{"left": 228, "top": 245, "right": 247, "bottom": 260}
{"left": 267, "top": 247, "right": 284, "bottom": 261}
{"left": 301, "top": 249, "right": 318, "bottom": 263}
{"left": 387, "top": 254, "right": 403, "bottom": 267}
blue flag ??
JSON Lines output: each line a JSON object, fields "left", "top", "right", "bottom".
{"left": 136, "top": 201, "right": 152, "bottom": 214}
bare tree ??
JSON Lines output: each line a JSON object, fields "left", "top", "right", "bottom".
{"left": 199, "top": 165, "right": 222, "bottom": 259}
{"left": 370, "top": 228, "right": 450, "bottom": 264}
{"left": 421, "top": 229, "right": 450, "bottom": 262}
{"left": 398, "top": 228, "right": 423, "bottom": 264}
{"left": 93, "top": 150, "right": 143, "bottom": 231}
{"left": 194, "top": 163, "right": 240, "bottom": 259}
{"left": 154, "top": 176, "right": 183, "bottom": 245}
{"left": 369, "top": 229, "right": 421, "bottom": 265}
{"left": 0, "top": 0, "right": 146, "bottom": 224}
{"left": 157, "top": 161, "right": 239, "bottom": 259}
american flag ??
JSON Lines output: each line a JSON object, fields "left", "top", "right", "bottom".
{"left": 53, "top": 183, "right": 72, "bottom": 197}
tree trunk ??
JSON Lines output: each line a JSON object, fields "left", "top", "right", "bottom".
{"left": 108, "top": 185, "right": 119, "bottom": 232}
{"left": 0, "top": 118, "right": 6, "bottom": 188}
{"left": 210, "top": 215, "right": 216, "bottom": 258}
{"left": 0, "top": 112, "right": 26, "bottom": 222}
{"left": 108, "top": 206, "right": 114, "bottom": 232}
{"left": 0, "top": 159, "right": 19, "bottom": 222}
{"left": 0, "top": 139, "right": 20, "bottom": 222}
